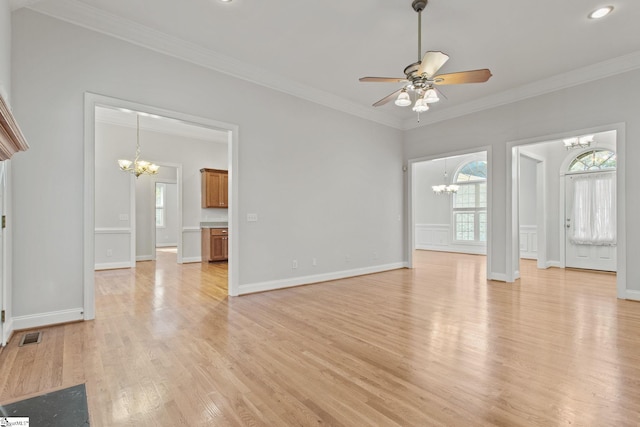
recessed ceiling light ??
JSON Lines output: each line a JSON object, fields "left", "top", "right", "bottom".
{"left": 589, "top": 6, "right": 614, "bottom": 19}
{"left": 219, "top": 0, "right": 232, "bottom": 2}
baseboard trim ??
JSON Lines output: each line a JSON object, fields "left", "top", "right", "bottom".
{"left": 489, "top": 272, "right": 507, "bottom": 282}
{"left": 239, "top": 262, "right": 407, "bottom": 295}
{"left": 415, "top": 245, "right": 487, "bottom": 255}
{"left": 156, "top": 243, "right": 178, "bottom": 248}
{"left": 12, "top": 308, "right": 84, "bottom": 331}
{"left": 546, "top": 261, "right": 562, "bottom": 268}
{"left": 625, "top": 290, "right": 640, "bottom": 301}
{"left": 181, "top": 257, "right": 202, "bottom": 263}
{"left": 136, "top": 255, "right": 153, "bottom": 262}
{"left": 95, "top": 261, "right": 131, "bottom": 270}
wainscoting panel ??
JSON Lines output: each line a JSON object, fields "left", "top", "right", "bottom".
{"left": 95, "top": 228, "right": 131, "bottom": 270}
{"left": 182, "top": 227, "right": 202, "bottom": 263}
{"left": 520, "top": 225, "right": 538, "bottom": 260}
{"left": 415, "top": 224, "right": 486, "bottom": 255}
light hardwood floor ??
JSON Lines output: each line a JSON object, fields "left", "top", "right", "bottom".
{"left": 1, "top": 251, "right": 639, "bottom": 426}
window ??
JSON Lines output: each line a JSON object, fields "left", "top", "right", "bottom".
{"left": 156, "top": 183, "right": 165, "bottom": 228}
{"left": 568, "top": 149, "right": 616, "bottom": 172}
{"left": 453, "top": 160, "right": 487, "bottom": 242}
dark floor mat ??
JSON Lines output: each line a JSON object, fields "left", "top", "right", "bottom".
{"left": 0, "top": 384, "right": 89, "bottom": 426}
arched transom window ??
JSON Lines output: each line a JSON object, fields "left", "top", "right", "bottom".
{"left": 568, "top": 149, "right": 616, "bottom": 172}
{"left": 453, "top": 160, "right": 487, "bottom": 242}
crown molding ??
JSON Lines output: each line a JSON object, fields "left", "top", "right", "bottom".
{"left": 24, "top": 1, "right": 640, "bottom": 132}
{"left": 26, "top": 0, "right": 405, "bottom": 130}
{"left": 403, "top": 50, "right": 640, "bottom": 130}
{"left": 10, "top": 0, "right": 43, "bottom": 11}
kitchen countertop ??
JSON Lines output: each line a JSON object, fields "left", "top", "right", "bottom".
{"left": 200, "top": 221, "right": 228, "bottom": 229}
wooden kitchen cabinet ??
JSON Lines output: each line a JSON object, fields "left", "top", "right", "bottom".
{"left": 201, "top": 228, "right": 228, "bottom": 262}
{"left": 200, "top": 168, "right": 228, "bottom": 208}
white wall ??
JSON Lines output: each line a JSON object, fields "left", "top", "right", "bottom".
{"left": 404, "top": 69, "right": 636, "bottom": 294}
{"left": 519, "top": 155, "right": 537, "bottom": 227}
{"left": 518, "top": 154, "right": 537, "bottom": 259}
{"left": 10, "top": 10, "right": 404, "bottom": 321}
{"left": 520, "top": 142, "right": 565, "bottom": 264}
{"left": 0, "top": 0, "right": 10, "bottom": 102}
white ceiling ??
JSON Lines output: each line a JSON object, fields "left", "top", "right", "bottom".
{"left": 95, "top": 106, "right": 229, "bottom": 144}
{"left": 14, "top": 0, "right": 640, "bottom": 129}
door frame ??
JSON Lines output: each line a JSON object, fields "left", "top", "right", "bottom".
{"left": 151, "top": 172, "right": 179, "bottom": 261}
{"left": 84, "top": 93, "right": 240, "bottom": 320}
{"left": 0, "top": 161, "right": 7, "bottom": 345}
{"left": 507, "top": 123, "right": 625, "bottom": 299}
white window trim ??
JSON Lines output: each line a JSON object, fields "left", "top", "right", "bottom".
{"left": 452, "top": 161, "right": 487, "bottom": 244}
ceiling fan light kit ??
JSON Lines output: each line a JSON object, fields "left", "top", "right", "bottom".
{"left": 360, "top": 0, "right": 492, "bottom": 120}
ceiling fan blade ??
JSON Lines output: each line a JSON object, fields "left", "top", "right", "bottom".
{"left": 360, "top": 77, "right": 409, "bottom": 83}
{"left": 373, "top": 88, "right": 404, "bottom": 107}
{"left": 417, "top": 51, "right": 450, "bottom": 78}
{"left": 433, "top": 69, "right": 492, "bottom": 85}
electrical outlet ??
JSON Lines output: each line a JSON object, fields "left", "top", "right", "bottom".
{"left": 106, "top": 249, "right": 113, "bottom": 257}
{"left": 292, "top": 259, "right": 298, "bottom": 269}
{"left": 247, "top": 213, "right": 258, "bottom": 222}
{"left": 312, "top": 258, "right": 317, "bottom": 266}
{"left": 119, "top": 214, "right": 129, "bottom": 221}
{"left": 345, "top": 255, "right": 350, "bottom": 263}
{"left": 373, "top": 251, "right": 378, "bottom": 260}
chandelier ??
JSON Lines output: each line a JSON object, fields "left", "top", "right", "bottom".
{"left": 432, "top": 159, "right": 459, "bottom": 195}
{"left": 563, "top": 135, "right": 593, "bottom": 150}
{"left": 117, "top": 113, "right": 159, "bottom": 177}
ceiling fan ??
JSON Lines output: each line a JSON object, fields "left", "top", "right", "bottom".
{"left": 360, "top": 0, "right": 492, "bottom": 114}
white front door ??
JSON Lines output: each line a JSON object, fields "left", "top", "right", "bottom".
{"left": 565, "top": 172, "right": 616, "bottom": 272}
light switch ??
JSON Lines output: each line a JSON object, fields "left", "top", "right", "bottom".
{"left": 247, "top": 213, "right": 258, "bottom": 222}
{"left": 119, "top": 214, "right": 129, "bottom": 221}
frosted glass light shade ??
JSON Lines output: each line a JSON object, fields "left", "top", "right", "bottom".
{"left": 395, "top": 91, "right": 412, "bottom": 107}
{"left": 118, "top": 159, "right": 133, "bottom": 169}
{"left": 412, "top": 97, "right": 429, "bottom": 112}
{"left": 424, "top": 88, "right": 440, "bottom": 103}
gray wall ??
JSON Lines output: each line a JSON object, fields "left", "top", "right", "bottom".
{"left": 0, "top": 0, "right": 9, "bottom": 102}
{"left": 10, "top": 10, "right": 404, "bottom": 319}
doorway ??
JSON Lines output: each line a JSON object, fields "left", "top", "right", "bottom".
{"left": 408, "top": 148, "right": 491, "bottom": 278}
{"left": 508, "top": 126, "right": 624, "bottom": 297}
{"left": 84, "top": 94, "right": 240, "bottom": 320}
{"left": 154, "top": 177, "right": 178, "bottom": 263}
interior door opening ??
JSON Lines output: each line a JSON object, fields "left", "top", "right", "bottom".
{"left": 86, "top": 93, "right": 240, "bottom": 321}
{"left": 509, "top": 128, "right": 621, "bottom": 290}
{"left": 408, "top": 149, "right": 490, "bottom": 279}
